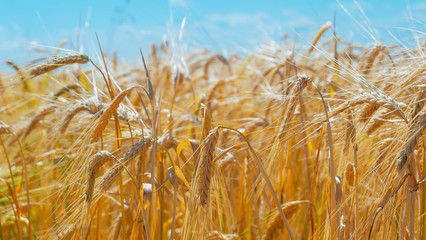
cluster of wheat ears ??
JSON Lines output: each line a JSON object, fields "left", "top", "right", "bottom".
{"left": 0, "top": 22, "right": 425, "bottom": 239}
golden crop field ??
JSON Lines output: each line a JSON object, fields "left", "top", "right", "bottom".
{"left": 0, "top": 21, "right": 425, "bottom": 239}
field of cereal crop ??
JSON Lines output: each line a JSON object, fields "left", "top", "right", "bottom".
{"left": 0, "top": 2, "right": 425, "bottom": 239}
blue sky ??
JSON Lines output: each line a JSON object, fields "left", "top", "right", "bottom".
{"left": 0, "top": 0, "right": 425, "bottom": 65}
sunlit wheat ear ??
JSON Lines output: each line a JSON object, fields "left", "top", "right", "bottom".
{"left": 360, "top": 44, "right": 385, "bottom": 76}
{"left": 365, "top": 109, "right": 390, "bottom": 135}
{"left": 59, "top": 104, "right": 89, "bottom": 134}
{"left": 197, "top": 127, "right": 219, "bottom": 206}
{"left": 262, "top": 201, "right": 308, "bottom": 240}
{"left": 200, "top": 104, "right": 212, "bottom": 142}
{"left": 91, "top": 85, "right": 142, "bottom": 143}
{"left": 85, "top": 151, "right": 114, "bottom": 205}
{"left": 344, "top": 113, "right": 356, "bottom": 152}
{"left": 410, "top": 88, "right": 426, "bottom": 120}
{"left": 329, "top": 92, "right": 407, "bottom": 121}
{"left": 5, "top": 60, "right": 26, "bottom": 80}
{"left": 15, "top": 104, "right": 57, "bottom": 143}
{"left": 52, "top": 85, "right": 79, "bottom": 99}
{"left": 57, "top": 224, "right": 75, "bottom": 240}
{"left": 307, "top": 21, "right": 332, "bottom": 55}
{"left": 244, "top": 117, "right": 269, "bottom": 134}
{"left": 206, "top": 79, "right": 226, "bottom": 105}
{"left": 277, "top": 74, "right": 310, "bottom": 141}
{"left": 97, "top": 137, "right": 153, "bottom": 194}
{"left": 358, "top": 103, "right": 379, "bottom": 123}
{"left": 203, "top": 54, "right": 231, "bottom": 78}
{"left": 397, "top": 112, "right": 426, "bottom": 170}
{"left": 29, "top": 53, "right": 90, "bottom": 78}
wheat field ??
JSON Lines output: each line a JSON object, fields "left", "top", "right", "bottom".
{"left": 0, "top": 22, "right": 425, "bottom": 239}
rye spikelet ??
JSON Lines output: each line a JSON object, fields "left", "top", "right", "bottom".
{"left": 197, "top": 127, "right": 219, "bottom": 206}
{"left": 29, "top": 53, "right": 90, "bottom": 78}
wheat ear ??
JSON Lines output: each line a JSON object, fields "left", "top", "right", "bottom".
{"left": 59, "top": 105, "right": 89, "bottom": 134}
{"left": 5, "top": 60, "right": 26, "bottom": 80}
{"left": 397, "top": 112, "right": 426, "bottom": 170}
{"left": 365, "top": 109, "right": 391, "bottom": 135}
{"left": 97, "top": 137, "right": 153, "bottom": 194}
{"left": 358, "top": 103, "right": 379, "bottom": 122}
{"left": 29, "top": 53, "right": 90, "bottom": 77}
{"left": 262, "top": 201, "right": 308, "bottom": 240}
{"left": 91, "top": 85, "right": 144, "bottom": 143}
{"left": 20, "top": 104, "right": 57, "bottom": 141}
{"left": 329, "top": 92, "right": 407, "bottom": 121}
{"left": 277, "top": 74, "right": 310, "bottom": 141}
{"left": 86, "top": 151, "right": 114, "bottom": 205}
{"left": 360, "top": 44, "right": 384, "bottom": 75}
{"left": 197, "top": 127, "right": 219, "bottom": 206}
{"left": 307, "top": 22, "right": 332, "bottom": 55}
